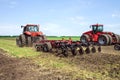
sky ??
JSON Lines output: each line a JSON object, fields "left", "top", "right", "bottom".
{"left": 0, "top": 0, "right": 120, "bottom": 36}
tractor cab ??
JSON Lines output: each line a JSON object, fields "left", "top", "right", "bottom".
{"left": 22, "top": 24, "right": 39, "bottom": 32}
{"left": 91, "top": 24, "right": 103, "bottom": 34}
{"left": 21, "top": 24, "right": 43, "bottom": 37}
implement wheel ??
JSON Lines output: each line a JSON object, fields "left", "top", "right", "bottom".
{"left": 91, "top": 46, "right": 96, "bottom": 53}
{"left": 71, "top": 48, "right": 78, "bottom": 56}
{"left": 85, "top": 46, "right": 90, "bottom": 54}
{"left": 114, "top": 44, "right": 120, "bottom": 50}
{"left": 98, "top": 46, "right": 102, "bottom": 52}
{"left": 43, "top": 42, "right": 52, "bottom": 52}
{"left": 79, "top": 46, "right": 84, "bottom": 55}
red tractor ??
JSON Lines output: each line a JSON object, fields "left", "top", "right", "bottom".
{"left": 80, "top": 24, "right": 120, "bottom": 45}
{"left": 16, "top": 24, "right": 46, "bottom": 47}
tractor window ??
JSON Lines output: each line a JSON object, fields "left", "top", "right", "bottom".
{"left": 97, "top": 26, "right": 103, "bottom": 32}
{"left": 92, "top": 26, "right": 97, "bottom": 31}
{"left": 92, "top": 25, "right": 103, "bottom": 33}
{"left": 28, "top": 26, "right": 39, "bottom": 32}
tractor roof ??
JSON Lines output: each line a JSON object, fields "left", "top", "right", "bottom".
{"left": 26, "top": 24, "right": 39, "bottom": 26}
{"left": 21, "top": 24, "right": 40, "bottom": 28}
{"left": 91, "top": 24, "right": 103, "bottom": 26}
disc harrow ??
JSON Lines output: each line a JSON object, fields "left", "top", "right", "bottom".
{"left": 34, "top": 40, "right": 102, "bottom": 57}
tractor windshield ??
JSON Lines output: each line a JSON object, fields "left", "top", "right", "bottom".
{"left": 28, "top": 26, "right": 39, "bottom": 32}
{"left": 92, "top": 25, "right": 103, "bottom": 33}
{"left": 97, "top": 26, "right": 103, "bottom": 32}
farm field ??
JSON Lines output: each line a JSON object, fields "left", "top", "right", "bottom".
{"left": 0, "top": 37, "right": 120, "bottom": 80}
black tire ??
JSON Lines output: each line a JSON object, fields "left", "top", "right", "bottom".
{"left": 114, "top": 34, "right": 120, "bottom": 43}
{"left": 27, "top": 36, "right": 32, "bottom": 47}
{"left": 16, "top": 38, "right": 22, "bottom": 47}
{"left": 98, "top": 34, "right": 109, "bottom": 45}
{"left": 106, "top": 34, "right": 112, "bottom": 45}
{"left": 114, "top": 44, "right": 120, "bottom": 50}
{"left": 19, "top": 34, "right": 26, "bottom": 46}
{"left": 80, "top": 34, "right": 90, "bottom": 44}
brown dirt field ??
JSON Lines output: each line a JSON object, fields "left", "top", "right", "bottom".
{"left": 66, "top": 46, "right": 120, "bottom": 78}
{"left": 0, "top": 49, "right": 73, "bottom": 80}
{"left": 0, "top": 46, "right": 120, "bottom": 80}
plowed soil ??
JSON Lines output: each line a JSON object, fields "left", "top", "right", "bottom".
{"left": 0, "top": 46, "right": 120, "bottom": 80}
{"left": 0, "top": 49, "right": 73, "bottom": 80}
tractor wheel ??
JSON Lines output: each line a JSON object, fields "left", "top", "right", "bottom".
{"left": 27, "top": 36, "right": 32, "bottom": 47}
{"left": 16, "top": 38, "right": 22, "bottom": 47}
{"left": 98, "top": 34, "right": 109, "bottom": 45}
{"left": 106, "top": 34, "right": 112, "bottom": 45}
{"left": 19, "top": 34, "right": 26, "bottom": 46}
{"left": 80, "top": 34, "right": 90, "bottom": 44}
{"left": 114, "top": 44, "right": 120, "bottom": 50}
{"left": 114, "top": 34, "right": 120, "bottom": 43}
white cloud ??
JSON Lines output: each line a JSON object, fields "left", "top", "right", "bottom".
{"left": 112, "top": 14, "right": 120, "bottom": 18}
